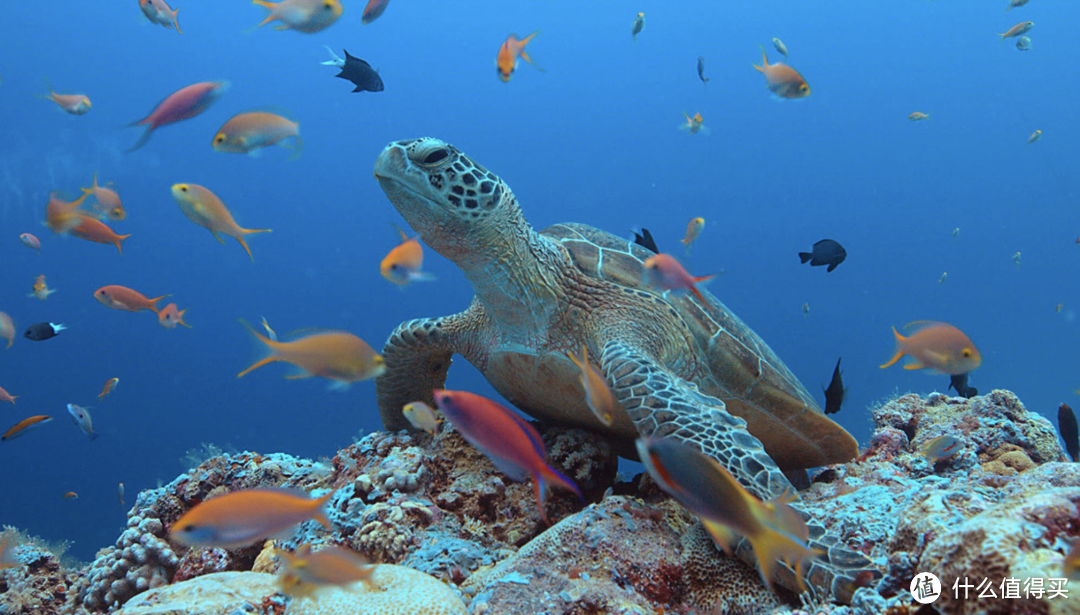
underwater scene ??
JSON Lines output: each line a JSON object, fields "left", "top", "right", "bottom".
{"left": 1, "top": 1, "right": 1079, "bottom": 613}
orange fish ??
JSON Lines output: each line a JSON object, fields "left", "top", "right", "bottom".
{"left": 80, "top": 174, "right": 125, "bottom": 221}
{"left": 678, "top": 112, "right": 710, "bottom": 135}
{"left": 380, "top": 228, "right": 435, "bottom": 286}
{"left": 2, "top": 415, "right": 53, "bottom": 441}
{"left": 139, "top": 0, "right": 182, "bottom": 32}
{"left": 19, "top": 233, "right": 41, "bottom": 251}
{"left": 98, "top": 377, "right": 120, "bottom": 402}
{"left": 566, "top": 345, "right": 620, "bottom": 428}
{"left": 171, "top": 184, "right": 271, "bottom": 261}
{"left": 63, "top": 492, "right": 78, "bottom": 500}
{"left": 45, "top": 192, "right": 89, "bottom": 234}
{"left": 169, "top": 488, "right": 335, "bottom": 549}
{"left": 158, "top": 303, "right": 191, "bottom": 329}
{"left": 998, "top": 21, "right": 1033, "bottom": 43}
{"left": 212, "top": 111, "right": 302, "bottom": 158}
{"left": 276, "top": 544, "right": 372, "bottom": 596}
{"left": 643, "top": 253, "right": 714, "bottom": 303}
{"left": 361, "top": 0, "right": 390, "bottom": 24}
{"left": 129, "top": 81, "right": 228, "bottom": 152}
{"left": 434, "top": 390, "right": 581, "bottom": 522}
{"left": 41, "top": 80, "right": 91, "bottom": 115}
{"left": 681, "top": 217, "right": 705, "bottom": 253}
{"left": 252, "top": 0, "right": 343, "bottom": 33}
{"left": 638, "top": 436, "right": 819, "bottom": 592}
{"left": 70, "top": 214, "right": 130, "bottom": 254}
{"left": 880, "top": 321, "right": 981, "bottom": 375}
{"left": 29, "top": 275, "right": 56, "bottom": 300}
{"left": 908, "top": 112, "right": 930, "bottom": 121}
{"left": 0, "top": 385, "right": 16, "bottom": 405}
{"left": 94, "top": 285, "right": 169, "bottom": 314}
{"left": 0, "top": 312, "right": 13, "bottom": 349}
{"left": 238, "top": 320, "right": 386, "bottom": 387}
{"left": 497, "top": 31, "right": 541, "bottom": 82}
{"left": 753, "top": 48, "right": 810, "bottom": 99}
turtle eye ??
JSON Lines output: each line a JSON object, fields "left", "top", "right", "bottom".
{"left": 421, "top": 149, "right": 449, "bottom": 166}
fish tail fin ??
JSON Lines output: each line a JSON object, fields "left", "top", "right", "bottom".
{"left": 879, "top": 327, "right": 906, "bottom": 369}
{"left": 754, "top": 45, "right": 768, "bottom": 72}
{"left": 238, "top": 316, "right": 284, "bottom": 377}
{"left": 745, "top": 523, "right": 821, "bottom": 592}
{"left": 521, "top": 29, "right": 541, "bottom": 46}
{"left": 534, "top": 463, "right": 583, "bottom": 523}
{"left": 288, "top": 135, "right": 303, "bottom": 160}
{"left": 252, "top": 0, "right": 277, "bottom": 27}
{"left": 237, "top": 356, "right": 278, "bottom": 378}
{"left": 147, "top": 295, "right": 170, "bottom": 314}
{"left": 114, "top": 234, "right": 131, "bottom": 255}
{"left": 998, "top": 33, "right": 1006, "bottom": 43}
{"left": 312, "top": 489, "right": 336, "bottom": 528}
{"left": 125, "top": 126, "right": 155, "bottom": 152}
{"left": 798, "top": 251, "right": 811, "bottom": 263}
{"left": 237, "top": 229, "right": 270, "bottom": 263}
{"left": 177, "top": 309, "right": 192, "bottom": 328}
{"left": 691, "top": 275, "right": 716, "bottom": 303}
{"left": 172, "top": 8, "right": 182, "bottom": 34}
{"left": 701, "top": 519, "right": 738, "bottom": 555}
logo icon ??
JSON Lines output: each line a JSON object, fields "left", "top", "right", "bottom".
{"left": 910, "top": 572, "right": 942, "bottom": 604}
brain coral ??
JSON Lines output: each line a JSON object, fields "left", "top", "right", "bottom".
{"left": 114, "top": 566, "right": 467, "bottom": 615}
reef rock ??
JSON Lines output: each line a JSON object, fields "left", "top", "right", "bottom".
{"left": 114, "top": 567, "right": 467, "bottom": 615}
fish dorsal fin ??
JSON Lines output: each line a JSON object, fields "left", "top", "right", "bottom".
{"left": 902, "top": 320, "right": 946, "bottom": 333}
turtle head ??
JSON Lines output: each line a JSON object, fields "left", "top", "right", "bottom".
{"left": 374, "top": 138, "right": 520, "bottom": 263}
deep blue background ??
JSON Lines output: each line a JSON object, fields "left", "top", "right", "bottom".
{"left": 0, "top": 1, "right": 1075, "bottom": 560}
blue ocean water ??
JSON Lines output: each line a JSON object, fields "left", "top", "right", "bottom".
{"left": 0, "top": 1, "right": 1075, "bottom": 561}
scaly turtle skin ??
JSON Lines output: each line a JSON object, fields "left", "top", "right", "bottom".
{"left": 372, "top": 138, "right": 875, "bottom": 601}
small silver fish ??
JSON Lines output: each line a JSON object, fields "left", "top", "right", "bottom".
{"left": 1012, "top": 251, "right": 1022, "bottom": 265}
{"left": 938, "top": 272, "right": 947, "bottom": 284}
{"left": 402, "top": 402, "right": 440, "bottom": 435}
{"left": 66, "top": 403, "right": 96, "bottom": 440}
{"left": 697, "top": 56, "right": 709, "bottom": 85}
{"left": 771, "top": 37, "right": 788, "bottom": 59}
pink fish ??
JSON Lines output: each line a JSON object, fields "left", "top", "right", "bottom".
{"left": 362, "top": 0, "right": 390, "bottom": 24}
{"left": 642, "top": 253, "right": 715, "bottom": 303}
{"left": 433, "top": 389, "right": 581, "bottom": 522}
{"left": 128, "top": 81, "right": 228, "bottom": 152}
{"left": 19, "top": 233, "right": 40, "bottom": 251}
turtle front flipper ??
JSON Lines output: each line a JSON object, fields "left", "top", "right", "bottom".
{"left": 376, "top": 311, "right": 474, "bottom": 431}
{"left": 599, "top": 339, "right": 878, "bottom": 603}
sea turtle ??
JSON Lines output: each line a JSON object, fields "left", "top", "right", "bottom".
{"left": 372, "top": 137, "right": 876, "bottom": 601}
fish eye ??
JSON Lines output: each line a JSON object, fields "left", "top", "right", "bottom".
{"left": 961, "top": 349, "right": 972, "bottom": 357}
{"left": 214, "top": 135, "right": 224, "bottom": 143}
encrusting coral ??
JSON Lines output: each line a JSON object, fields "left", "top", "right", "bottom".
{"left": 3, "top": 389, "right": 1079, "bottom": 615}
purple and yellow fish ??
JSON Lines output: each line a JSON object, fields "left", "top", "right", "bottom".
{"left": 433, "top": 389, "right": 581, "bottom": 522}
{"left": 637, "top": 436, "right": 819, "bottom": 591}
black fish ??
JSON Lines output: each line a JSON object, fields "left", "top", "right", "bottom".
{"left": 823, "top": 357, "right": 845, "bottom": 415}
{"left": 632, "top": 228, "right": 659, "bottom": 254}
{"left": 1059, "top": 403, "right": 1079, "bottom": 462}
{"left": 329, "top": 49, "right": 383, "bottom": 93}
{"left": 697, "top": 56, "right": 709, "bottom": 85}
{"left": 948, "top": 373, "right": 978, "bottom": 399}
{"left": 24, "top": 322, "right": 66, "bottom": 341}
{"left": 798, "top": 239, "right": 846, "bottom": 272}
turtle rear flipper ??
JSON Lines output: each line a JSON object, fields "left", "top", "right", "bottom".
{"left": 599, "top": 339, "right": 879, "bottom": 603}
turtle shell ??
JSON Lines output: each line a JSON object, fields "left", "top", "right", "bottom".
{"left": 543, "top": 222, "right": 857, "bottom": 469}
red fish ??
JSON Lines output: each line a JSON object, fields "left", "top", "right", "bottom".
{"left": 158, "top": 303, "right": 190, "bottom": 329}
{"left": 433, "top": 389, "right": 581, "bottom": 522}
{"left": 642, "top": 253, "right": 714, "bottom": 303}
{"left": 70, "top": 214, "right": 130, "bottom": 254}
{"left": 362, "top": 0, "right": 390, "bottom": 24}
{"left": 0, "top": 385, "right": 16, "bottom": 405}
{"left": 2, "top": 415, "right": 53, "bottom": 441}
{"left": 497, "top": 31, "right": 541, "bottom": 82}
{"left": 94, "top": 285, "right": 169, "bottom": 314}
{"left": 128, "top": 81, "right": 228, "bottom": 152}
{"left": 45, "top": 192, "right": 89, "bottom": 234}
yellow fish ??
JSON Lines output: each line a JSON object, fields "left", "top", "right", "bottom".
{"left": 880, "top": 321, "right": 981, "bottom": 375}
{"left": 171, "top": 184, "right": 271, "bottom": 261}
{"left": 212, "top": 111, "right": 302, "bottom": 158}
{"left": 277, "top": 544, "right": 373, "bottom": 596}
{"left": 908, "top": 112, "right": 930, "bottom": 121}
{"left": 402, "top": 402, "right": 440, "bottom": 435}
{"left": 681, "top": 217, "right": 705, "bottom": 254}
{"left": 753, "top": 48, "right": 810, "bottom": 99}
{"left": 566, "top": 345, "right": 620, "bottom": 428}
{"left": 637, "top": 437, "right": 819, "bottom": 591}
{"left": 238, "top": 320, "right": 386, "bottom": 387}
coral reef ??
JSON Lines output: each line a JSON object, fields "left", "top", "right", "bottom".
{"left": 114, "top": 567, "right": 467, "bottom": 615}
{"left": 4, "top": 389, "right": 1079, "bottom": 615}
